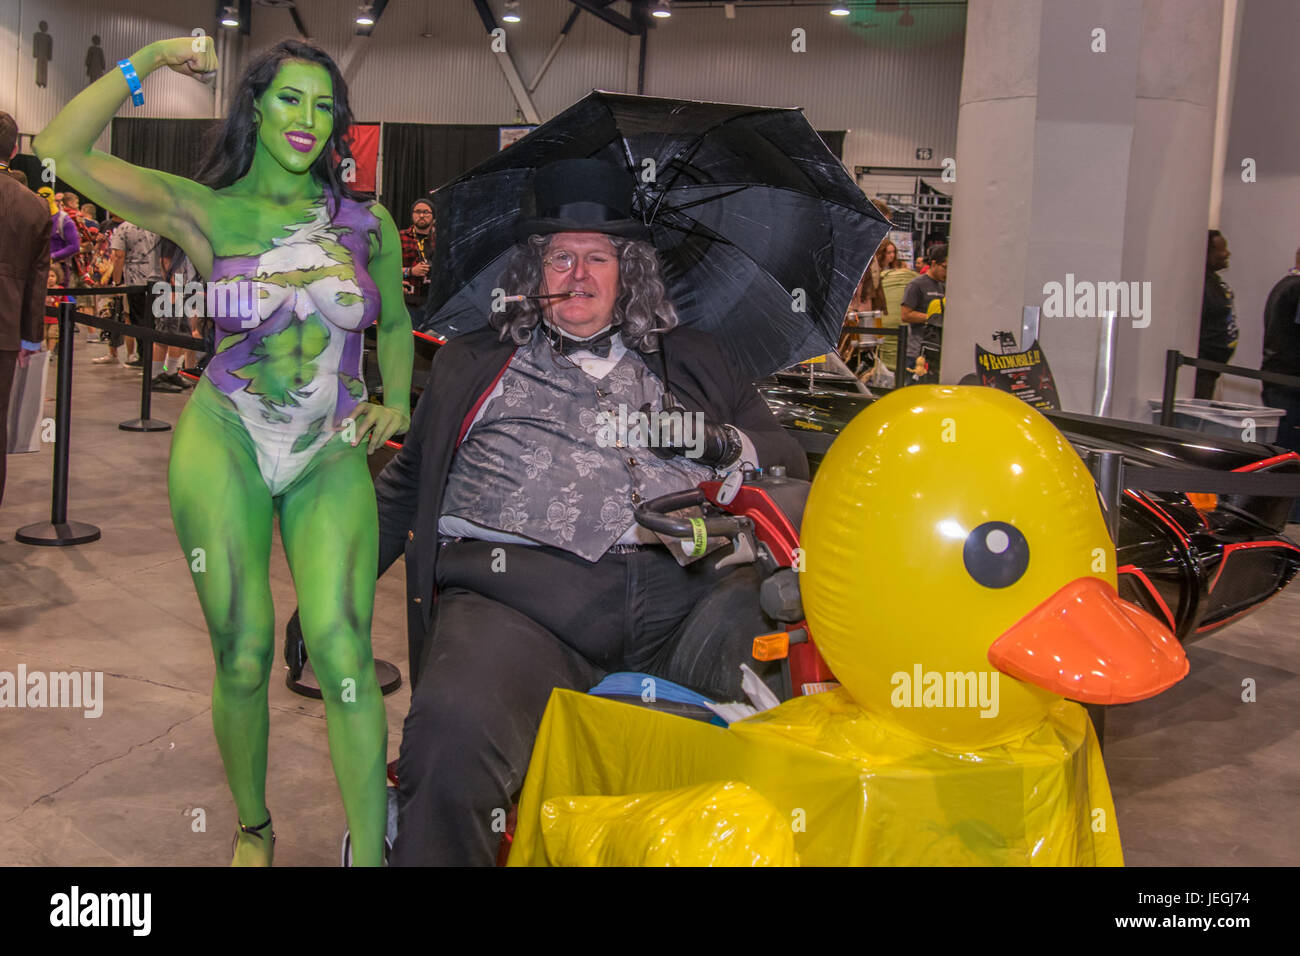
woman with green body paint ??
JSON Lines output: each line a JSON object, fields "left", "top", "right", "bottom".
{"left": 34, "top": 36, "right": 413, "bottom": 866}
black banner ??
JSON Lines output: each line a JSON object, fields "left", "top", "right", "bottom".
{"left": 976, "top": 338, "right": 1061, "bottom": 411}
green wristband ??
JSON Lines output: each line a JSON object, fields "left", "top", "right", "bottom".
{"left": 686, "top": 517, "right": 707, "bottom": 558}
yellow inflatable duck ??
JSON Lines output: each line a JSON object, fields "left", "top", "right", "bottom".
{"left": 509, "top": 386, "right": 1188, "bottom": 866}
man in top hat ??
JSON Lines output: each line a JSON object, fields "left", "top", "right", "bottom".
{"left": 375, "top": 157, "right": 809, "bottom": 865}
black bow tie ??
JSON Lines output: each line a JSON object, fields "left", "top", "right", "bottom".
{"left": 546, "top": 324, "right": 617, "bottom": 359}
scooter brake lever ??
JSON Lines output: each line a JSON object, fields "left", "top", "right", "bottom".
{"left": 715, "top": 527, "right": 757, "bottom": 569}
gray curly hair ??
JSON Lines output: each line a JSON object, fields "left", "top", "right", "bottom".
{"left": 490, "top": 233, "right": 679, "bottom": 352}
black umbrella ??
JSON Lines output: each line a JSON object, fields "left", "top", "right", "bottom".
{"left": 422, "top": 90, "right": 891, "bottom": 380}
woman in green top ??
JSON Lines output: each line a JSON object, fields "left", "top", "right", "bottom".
{"left": 34, "top": 36, "right": 413, "bottom": 866}
{"left": 876, "top": 241, "right": 918, "bottom": 373}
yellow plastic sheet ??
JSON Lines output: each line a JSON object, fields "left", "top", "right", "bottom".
{"left": 540, "top": 781, "right": 798, "bottom": 867}
{"left": 510, "top": 688, "right": 1124, "bottom": 866}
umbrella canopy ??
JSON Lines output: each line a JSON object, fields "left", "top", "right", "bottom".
{"left": 422, "top": 90, "right": 892, "bottom": 380}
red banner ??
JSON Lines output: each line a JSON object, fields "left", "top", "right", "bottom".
{"left": 343, "top": 124, "right": 379, "bottom": 194}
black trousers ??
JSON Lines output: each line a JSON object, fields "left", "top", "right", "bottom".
{"left": 1194, "top": 344, "right": 1235, "bottom": 399}
{"left": 389, "top": 539, "right": 779, "bottom": 866}
{"left": 1262, "top": 383, "right": 1300, "bottom": 522}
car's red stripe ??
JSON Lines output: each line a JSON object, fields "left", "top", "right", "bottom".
{"left": 1232, "top": 451, "right": 1300, "bottom": 472}
{"left": 1208, "top": 539, "right": 1300, "bottom": 593}
{"left": 1117, "top": 563, "right": 1176, "bottom": 631}
{"left": 1196, "top": 588, "right": 1285, "bottom": 633}
{"left": 1125, "top": 489, "right": 1190, "bottom": 547}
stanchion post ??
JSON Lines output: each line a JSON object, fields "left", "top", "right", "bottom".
{"left": 15, "top": 302, "right": 101, "bottom": 546}
{"left": 897, "top": 324, "right": 911, "bottom": 388}
{"left": 50, "top": 302, "right": 72, "bottom": 525}
{"left": 1160, "top": 349, "right": 1181, "bottom": 427}
{"left": 1082, "top": 448, "right": 1124, "bottom": 753}
{"left": 119, "top": 319, "right": 170, "bottom": 432}
{"left": 1089, "top": 450, "right": 1125, "bottom": 546}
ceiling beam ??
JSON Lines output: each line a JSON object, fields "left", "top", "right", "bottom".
{"left": 471, "top": 0, "right": 542, "bottom": 124}
{"left": 569, "top": 0, "right": 643, "bottom": 35}
{"left": 356, "top": 0, "right": 390, "bottom": 38}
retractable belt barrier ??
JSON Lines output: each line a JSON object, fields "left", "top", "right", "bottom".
{"left": 1159, "top": 348, "right": 1300, "bottom": 427}
{"left": 16, "top": 296, "right": 210, "bottom": 547}
{"left": 43, "top": 291, "right": 208, "bottom": 432}
{"left": 18, "top": 302, "right": 1300, "bottom": 549}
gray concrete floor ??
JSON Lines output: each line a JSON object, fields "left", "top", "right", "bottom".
{"left": 1, "top": 337, "right": 1297, "bottom": 866}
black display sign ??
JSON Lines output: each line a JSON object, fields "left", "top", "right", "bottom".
{"left": 975, "top": 339, "right": 1061, "bottom": 411}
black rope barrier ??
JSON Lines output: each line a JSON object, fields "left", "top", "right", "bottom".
{"left": 43, "top": 298, "right": 210, "bottom": 432}
{"left": 1125, "top": 466, "right": 1300, "bottom": 497}
{"left": 1160, "top": 349, "right": 1300, "bottom": 427}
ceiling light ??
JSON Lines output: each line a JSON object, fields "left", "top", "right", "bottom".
{"left": 830, "top": 5, "right": 851, "bottom": 14}
{"left": 356, "top": 4, "right": 375, "bottom": 27}
{"left": 220, "top": 4, "right": 239, "bottom": 28}
{"left": 503, "top": 1, "right": 521, "bottom": 23}
{"left": 652, "top": 1, "right": 672, "bottom": 19}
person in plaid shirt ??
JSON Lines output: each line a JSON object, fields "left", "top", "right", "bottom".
{"left": 399, "top": 197, "right": 434, "bottom": 308}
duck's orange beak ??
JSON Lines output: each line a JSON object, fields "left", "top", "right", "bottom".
{"left": 987, "top": 577, "right": 1188, "bottom": 704}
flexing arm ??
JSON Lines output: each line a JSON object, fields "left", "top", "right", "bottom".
{"left": 32, "top": 38, "right": 218, "bottom": 276}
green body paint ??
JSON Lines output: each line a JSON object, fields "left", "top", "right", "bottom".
{"left": 36, "top": 48, "right": 412, "bottom": 866}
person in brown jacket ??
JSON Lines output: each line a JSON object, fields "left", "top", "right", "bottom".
{"left": 1, "top": 111, "right": 52, "bottom": 506}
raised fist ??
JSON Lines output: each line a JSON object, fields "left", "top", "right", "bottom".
{"left": 152, "top": 34, "right": 219, "bottom": 81}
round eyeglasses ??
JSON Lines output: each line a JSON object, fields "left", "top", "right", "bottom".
{"left": 543, "top": 250, "right": 613, "bottom": 274}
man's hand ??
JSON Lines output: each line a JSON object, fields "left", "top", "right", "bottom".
{"left": 411, "top": 261, "right": 431, "bottom": 279}
{"left": 18, "top": 340, "right": 41, "bottom": 369}
{"left": 641, "top": 402, "right": 742, "bottom": 468}
{"left": 349, "top": 403, "right": 411, "bottom": 454}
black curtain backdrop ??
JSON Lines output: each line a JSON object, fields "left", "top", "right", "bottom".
{"left": 381, "top": 123, "right": 500, "bottom": 229}
{"left": 100, "top": 119, "right": 843, "bottom": 227}
{"left": 110, "top": 117, "right": 221, "bottom": 181}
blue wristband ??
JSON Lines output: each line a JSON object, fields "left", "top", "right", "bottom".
{"left": 117, "top": 58, "right": 143, "bottom": 106}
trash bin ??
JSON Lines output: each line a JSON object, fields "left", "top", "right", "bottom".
{"left": 1148, "top": 398, "right": 1285, "bottom": 444}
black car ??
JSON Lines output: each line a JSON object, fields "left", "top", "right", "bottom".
{"left": 759, "top": 355, "right": 1300, "bottom": 642}
{"left": 367, "top": 338, "right": 1300, "bottom": 643}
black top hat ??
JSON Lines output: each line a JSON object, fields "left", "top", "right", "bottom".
{"left": 515, "top": 157, "right": 651, "bottom": 241}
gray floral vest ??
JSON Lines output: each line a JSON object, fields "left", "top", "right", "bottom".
{"left": 441, "top": 336, "right": 716, "bottom": 561}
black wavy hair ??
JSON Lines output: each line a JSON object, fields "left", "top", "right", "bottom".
{"left": 193, "top": 38, "right": 361, "bottom": 217}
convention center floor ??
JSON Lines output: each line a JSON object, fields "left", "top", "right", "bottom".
{"left": 2, "top": 338, "right": 1298, "bottom": 866}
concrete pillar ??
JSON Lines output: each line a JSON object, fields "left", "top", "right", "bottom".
{"left": 1217, "top": 0, "right": 1300, "bottom": 406}
{"left": 944, "top": 0, "right": 1223, "bottom": 423}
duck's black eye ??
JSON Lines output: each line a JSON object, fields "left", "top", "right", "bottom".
{"left": 963, "top": 521, "right": 1029, "bottom": 588}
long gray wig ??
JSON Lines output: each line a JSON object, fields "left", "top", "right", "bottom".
{"left": 490, "top": 233, "right": 679, "bottom": 352}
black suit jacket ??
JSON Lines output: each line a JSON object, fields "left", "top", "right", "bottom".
{"left": 0, "top": 174, "right": 51, "bottom": 350}
{"left": 373, "top": 325, "right": 810, "bottom": 681}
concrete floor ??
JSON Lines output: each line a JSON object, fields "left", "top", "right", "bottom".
{"left": 2, "top": 338, "right": 1298, "bottom": 866}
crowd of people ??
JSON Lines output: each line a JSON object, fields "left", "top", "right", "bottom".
{"left": 840, "top": 214, "right": 948, "bottom": 386}
{"left": 1, "top": 135, "right": 203, "bottom": 394}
